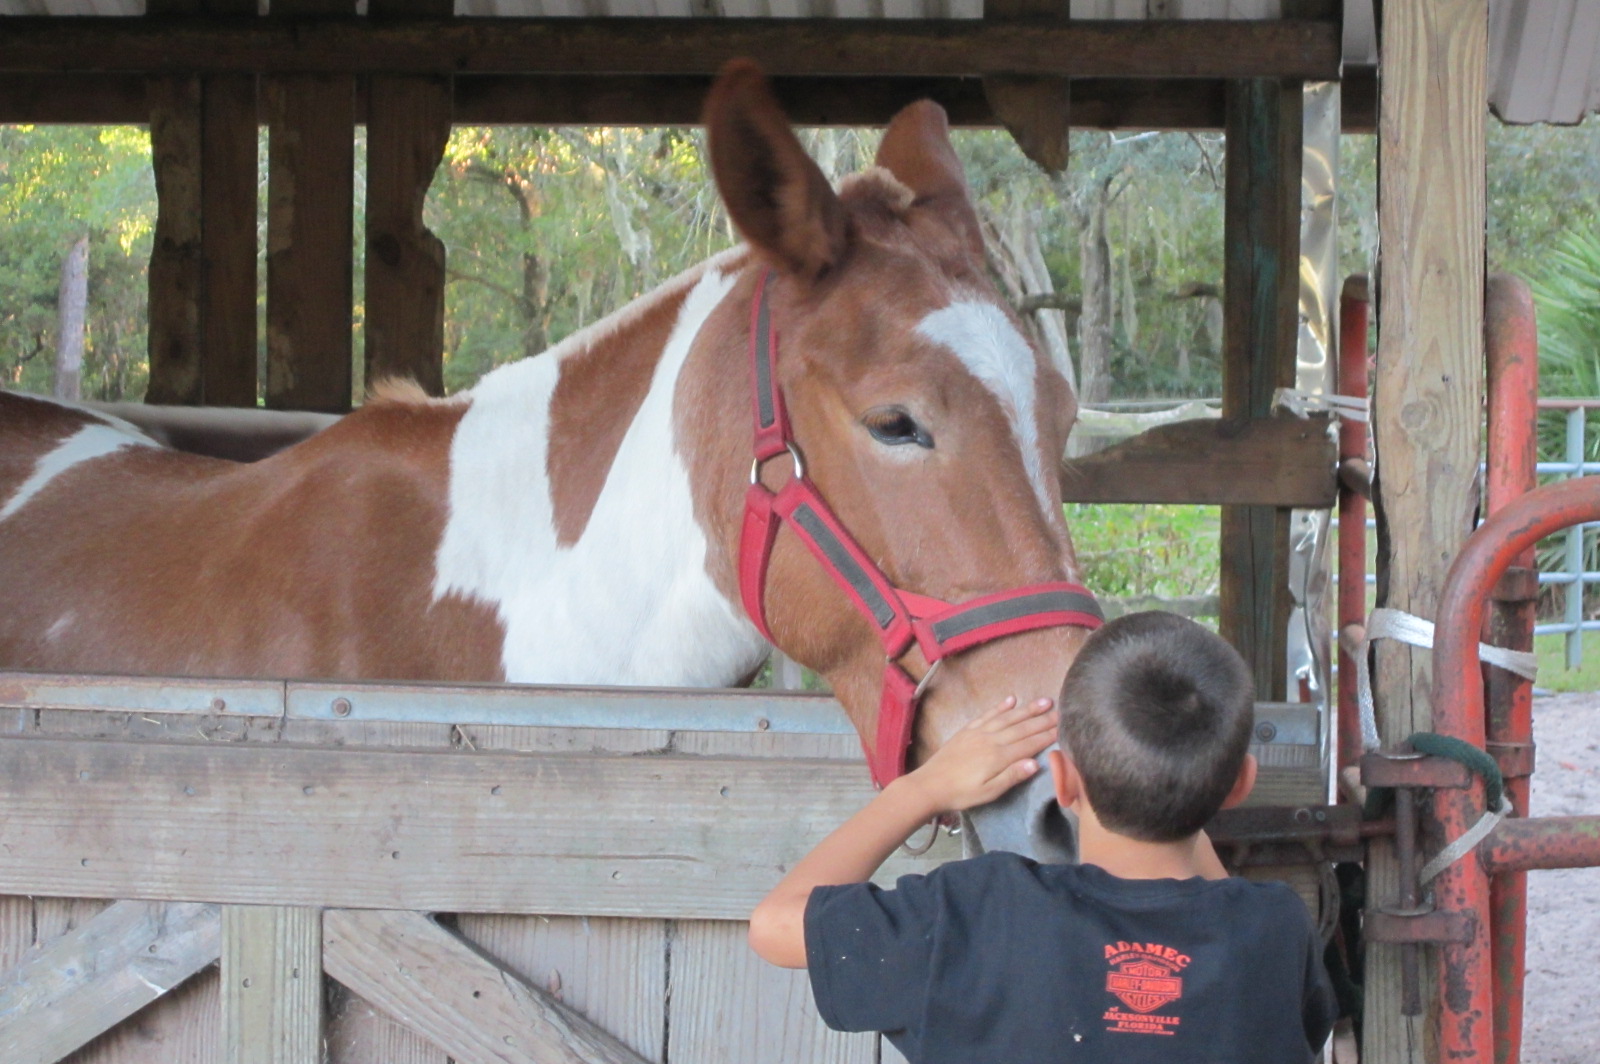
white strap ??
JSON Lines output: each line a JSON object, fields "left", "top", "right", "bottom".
{"left": 1274, "top": 388, "right": 1370, "bottom": 423}
{"left": 1419, "top": 794, "right": 1514, "bottom": 885}
{"left": 1355, "top": 607, "right": 1539, "bottom": 753}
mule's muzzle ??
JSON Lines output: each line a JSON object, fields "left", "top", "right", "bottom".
{"left": 960, "top": 755, "right": 1078, "bottom": 864}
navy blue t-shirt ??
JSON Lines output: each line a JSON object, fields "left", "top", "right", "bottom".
{"left": 804, "top": 852, "right": 1338, "bottom": 1063}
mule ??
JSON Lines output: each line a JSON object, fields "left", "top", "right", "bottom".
{"left": 0, "top": 62, "right": 1097, "bottom": 860}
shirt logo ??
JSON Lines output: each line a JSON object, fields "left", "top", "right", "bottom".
{"left": 1102, "top": 941, "right": 1187, "bottom": 1035}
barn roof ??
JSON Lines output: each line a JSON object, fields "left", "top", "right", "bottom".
{"left": 0, "top": 0, "right": 1594, "bottom": 126}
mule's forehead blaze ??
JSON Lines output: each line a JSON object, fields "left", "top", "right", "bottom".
{"left": 914, "top": 299, "right": 1056, "bottom": 516}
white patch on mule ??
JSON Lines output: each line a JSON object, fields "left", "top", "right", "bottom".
{"left": 916, "top": 300, "right": 1054, "bottom": 515}
{"left": 431, "top": 264, "right": 766, "bottom": 686}
{"left": 0, "top": 424, "right": 157, "bottom": 524}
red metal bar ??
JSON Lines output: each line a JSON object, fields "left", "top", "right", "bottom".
{"left": 1483, "top": 274, "right": 1539, "bottom": 1064}
{"left": 1337, "top": 274, "right": 1370, "bottom": 776}
{"left": 1483, "top": 816, "right": 1600, "bottom": 874}
{"left": 1432, "top": 475, "right": 1600, "bottom": 1062}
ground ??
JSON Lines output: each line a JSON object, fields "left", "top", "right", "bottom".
{"left": 1521, "top": 691, "right": 1600, "bottom": 1062}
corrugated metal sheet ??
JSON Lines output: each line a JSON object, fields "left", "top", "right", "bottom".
{"left": 0, "top": 0, "right": 1595, "bottom": 125}
{"left": 1490, "top": 0, "right": 1600, "bottom": 125}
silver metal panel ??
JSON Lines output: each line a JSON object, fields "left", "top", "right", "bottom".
{"left": 1491, "top": 0, "right": 1600, "bottom": 124}
{"left": 0, "top": 671, "right": 284, "bottom": 717}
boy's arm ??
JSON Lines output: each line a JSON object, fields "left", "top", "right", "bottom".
{"left": 748, "top": 697, "right": 1058, "bottom": 968}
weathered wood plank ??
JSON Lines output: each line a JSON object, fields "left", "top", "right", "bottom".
{"left": 365, "top": 74, "right": 452, "bottom": 397}
{"left": 453, "top": 915, "right": 666, "bottom": 1062}
{"left": 0, "top": 901, "right": 220, "bottom": 1064}
{"left": 1059, "top": 415, "right": 1336, "bottom": 507}
{"left": 221, "top": 906, "right": 322, "bottom": 1064}
{"left": 322, "top": 908, "right": 650, "bottom": 1064}
{"left": 145, "top": 75, "right": 205, "bottom": 406}
{"left": 0, "top": 70, "right": 1380, "bottom": 132}
{"left": 1365, "top": 0, "right": 1489, "bottom": 1059}
{"left": 1219, "top": 78, "right": 1302, "bottom": 701}
{"left": 0, "top": 735, "right": 948, "bottom": 919}
{"left": 201, "top": 73, "right": 262, "bottom": 408}
{"left": 0, "top": 18, "right": 1342, "bottom": 81}
{"left": 266, "top": 73, "right": 356, "bottom": 412}
{"left": 667, "top": 920, "right": 874, "bottom": 1064}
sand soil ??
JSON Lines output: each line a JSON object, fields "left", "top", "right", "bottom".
{"left": 1520, "top": 691, "right": 1600, "bottom": 1063}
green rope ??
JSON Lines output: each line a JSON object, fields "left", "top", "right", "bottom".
{"left": 1405, "top": 731, "right": 1504, "bottom": 812}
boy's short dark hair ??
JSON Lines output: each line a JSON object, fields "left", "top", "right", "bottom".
{"left": 1058, "top": 611, "right": 1255, "bottom": 842}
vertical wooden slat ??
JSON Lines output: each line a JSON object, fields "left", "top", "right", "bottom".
{"left": 1364, "top": 0, "right": 1489, "bottom": 1059}
{"left": 667, "top": 921, "right": 875, "bottom": 1064}
{"left": 1219, "top": 78, "right": 1302, "bottom": 700}
{"left": 146, "top": 75, "right": 205, "bottom": 406}
{"left": 364, "top": 74, "right": 452, "bottom": 396}
{"left": 265, "top": 72, "right": 355, "bottom": 412}
{"left": 200, "top": 73, "right": 260, "bottom": 408}
{"left": 221, "top": 906, "right": 322, "bottom": 1064}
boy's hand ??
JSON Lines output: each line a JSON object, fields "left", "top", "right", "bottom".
{"left": 896, "top": 696, "right": 1059, "bottom": 816}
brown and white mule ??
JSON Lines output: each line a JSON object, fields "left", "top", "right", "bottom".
{"left": 0, "top": 62, "right": 1096, "bottom": 860}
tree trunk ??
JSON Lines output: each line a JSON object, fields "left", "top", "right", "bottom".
{"left": 53, "top": 234, "right": 89, "bottom": 401}
{"left": 1071, "top": 180, "right": 1114, "bottom": 408}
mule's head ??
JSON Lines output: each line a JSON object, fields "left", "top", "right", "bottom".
{"left": 697, "top": 62, "right": 1094, "bottom": 861}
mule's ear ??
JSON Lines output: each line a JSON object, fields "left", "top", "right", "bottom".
{"left": 704, "top": 60, "right": 846, "bottom": 282}
{"left": 874, "top": 100, "right": 985, "bottom": 262}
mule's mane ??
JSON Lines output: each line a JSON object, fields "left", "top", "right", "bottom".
{"left": 366, "top": 378, "right": 437, "bottom": 406}
{"left": 838, "top": 167, "right": 916, "bottom": 214}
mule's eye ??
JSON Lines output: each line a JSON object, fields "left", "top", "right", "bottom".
{"left": 864, "top": 407, "right": 933, "bottom": 449}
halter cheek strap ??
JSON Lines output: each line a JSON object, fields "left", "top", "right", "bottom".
{"left": 737, "top": 270, "right": 1104, "bottom": 788}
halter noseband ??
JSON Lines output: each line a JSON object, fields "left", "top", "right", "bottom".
{"left": 737, "top": 271, "right": 1104, "bottom": 788}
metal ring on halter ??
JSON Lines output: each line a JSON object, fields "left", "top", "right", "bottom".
{"left": 899, "top": 818, "right": 941, "bottom": 857}
{"left": 911, "top": 657, "right": 943, "bottom": 700}
{"left": 749, "top": 441, "right": 807, "bottom": 486}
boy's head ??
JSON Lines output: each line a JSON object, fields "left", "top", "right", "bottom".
{"left": 1054, "top": 611, "right": 1256, "bottom": 842}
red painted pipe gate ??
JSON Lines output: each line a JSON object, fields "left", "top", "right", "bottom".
{"left": 1253, "top": 275, "right": 1600, "bottom": 1063}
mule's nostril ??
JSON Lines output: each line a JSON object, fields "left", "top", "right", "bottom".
{"left": 1033, "top": 801, "right": 1078, "bottom": 863}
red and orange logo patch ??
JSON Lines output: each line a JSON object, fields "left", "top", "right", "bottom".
{"left": 1102, "top": 941, "right": 1188, "bottom": 1036}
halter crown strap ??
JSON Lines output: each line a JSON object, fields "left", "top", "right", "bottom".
{"left": 738, "top": 270, "right": 1104, "bottom": 787}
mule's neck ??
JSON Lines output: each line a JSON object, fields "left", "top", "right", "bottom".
{"left": 430, "top": 250, "right": 768, "bottom": 686}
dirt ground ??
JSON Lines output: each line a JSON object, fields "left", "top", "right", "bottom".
{"left": 1520, "top": 691, "right": 1600, "bottom": 1063}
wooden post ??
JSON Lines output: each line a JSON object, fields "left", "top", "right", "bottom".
{"left": 222, "top": 906, "right": 322, "bottom": 1064}
{"left": 1219, "top": 79, "right": 1302, "bottom": 700}
{"left": 146, "top": 73, "right": 204, "bottom": 405}
{"left": 365, "top": 73, "right": 452, "bottom": 396}
{"left": 266, "top": 0, "right": 357, "bottom": 412}
{"left": 1364, "top": 0, "right": 1488, "bottom": 1059}
{"left": 145, "top": 0, "right": 258, "bottom": 408}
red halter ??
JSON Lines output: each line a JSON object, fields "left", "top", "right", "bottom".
{"left": 737, "top": 272, "right": 1104, "bottom": 788}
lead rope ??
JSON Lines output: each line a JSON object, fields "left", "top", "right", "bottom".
{"left": 1354, "top": 607, "right": 1536, "bottom": 881}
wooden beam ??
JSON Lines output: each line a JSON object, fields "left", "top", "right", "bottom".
{"left": 1219, "top": 78, "right": 1302, "bottom": 702}
{"left": 324, "top": 908, "right": 650, "bottom": 1064}
{"left": 1059, "top": 416, "right": 1336, "bottom": 507}
{"left": 1364, "top": 0, "right": 1488, "bottom": 1058}
{"left": 222, "top": 906, "right": 323, "bottom": 1064}
{"left": 0, "top": 734, "right": 947, "bottom": 919}
{"left": 145, "top": 75, "right": 205, "bottom": 405}
{"left": 200, "top": 72, "right": 261, "bottom": 407}
{"left": 0, "top": 69, "right": 1378, "bottom": 131}
{"left": 0, "top": 17, "right": 1342, "bottom": 80}
{"left": 266, "top": 73, "right": 356, "bottom": 412}
{"left": 0, "top": 900, "right": 221, "bottom": 1064}
{"left": 365, "top": 74, "right": 451, "bottom": 396}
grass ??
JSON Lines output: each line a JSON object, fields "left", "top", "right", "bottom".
{"left": 1535, "top": 632, "right": 1600, "bottom": 693}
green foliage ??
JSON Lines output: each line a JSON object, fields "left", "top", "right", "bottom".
{"left": 0, "top": 125, "right": 156, "bottom": 399}
{"left": 1534, "top": 632, "right": 1600, "bottom": 691}
{"left": 1063, "top": 503, "right": 1220, "bottom": 600}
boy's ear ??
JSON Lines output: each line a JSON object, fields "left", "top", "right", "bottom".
{"left": 1220, "top": 753, "right": 1257, "bottom": 810}
{"left": 1049, "top": 749, "right": 1080, "bottom": 810}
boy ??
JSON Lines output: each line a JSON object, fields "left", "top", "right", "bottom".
{"left": 749, "top": 611, "right": 1338, "bottom": 1062}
